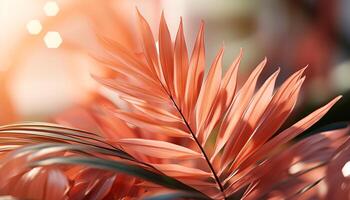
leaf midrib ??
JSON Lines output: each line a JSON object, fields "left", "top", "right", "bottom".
{"left": 153, "top": 62, "right": 226, "bottom": 199}
{"left": 168, "top": 95, "right": 226, "bottom": 199}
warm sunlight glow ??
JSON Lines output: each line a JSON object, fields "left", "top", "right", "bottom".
{"left": 26, "top": 20, "right": 42, "bottom": 35}
{"left": 43, "top": 1, "right": 59, "bottom": 17}
{"left": 44, "top": 31, "right": 62, "bottom": 48}
{"left": 342, "top": 161, "right": 350, "bottom": 177}
{"left": 0, "top": 3, "right": 349, "bottom": 199}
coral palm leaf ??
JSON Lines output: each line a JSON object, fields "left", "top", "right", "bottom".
{"left": 0, "top": 135, "right": 207, "bottom": 199}
{"left": 92, "top": 11, "right": 342, "bottom": 199}
{"left": 241, "top": 124, "right": 350, "bottom": 199}
{"left": 0, "top": 10, "right": 346, "bottom": 200}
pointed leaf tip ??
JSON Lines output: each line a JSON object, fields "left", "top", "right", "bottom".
{"left": 272, "top": 68, "right": 281, "bottom": 78}
{"left": 160, "top": 11, "right": 166, "bottom": 21}
{"left": 199, "top": 20, "right": 205, "bottom": 33}
{"left": 298, "top": 65, "right": 308, "bottom": 76}
{"left": 136, "top": 8, "right": 148, "bottom": 23}
{"left": 276, "top": 67, "right": 281, "bottom": 73}
{"left": 333, "top": 95, "right": 342, "bottom": 102}
{"left": 263, "top": 57, "right": 268, "bottom": 63}
{"left": 136, "top": 7, "right": 141, "bottom": 16}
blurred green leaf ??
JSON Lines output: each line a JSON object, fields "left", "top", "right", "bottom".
{"left": 143, "top": 191, "right": 210, "bottom": 200}
{"left": 32, "top": 156, "right": 208, "bottom": 198}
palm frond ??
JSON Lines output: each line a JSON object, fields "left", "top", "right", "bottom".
{"left": 91, "top": 10, "right": 342, "bottom": 199}
{"left": 0, "top": 10, "right": 348, "bottom": 200}
{"left": 241, "top": 124, "right": 350, "bottom": 199}
{"left": 0, "top": 139, "right": 207, "bottom": 199}
{"left": 0, "top": 122, "right": 132, "bottom": 160}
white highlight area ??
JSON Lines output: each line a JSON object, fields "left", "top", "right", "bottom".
{"left": 44, "top": 31, "right": 62, "bottom": 48}
{"left": 342, "top": 161, "right": 350, "bottom": 177}
{"left": 43, "top": 1, "right": 60, "bottom": 16}
{"left": 26, "top": 19, "right": 42, "bottom": 35}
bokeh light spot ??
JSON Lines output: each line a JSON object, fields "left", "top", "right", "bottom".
{"left": 26, "top": 20, "right": 42, "bottom": 35}
{"left": 43, "top": 1, "right": 59, "bottom": 16}
{"left": 44, "top": 31, "right": 62, "bottom": 48}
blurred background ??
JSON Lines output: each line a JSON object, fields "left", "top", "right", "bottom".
{"left": 0, "top": 0, "right": 349, "bottom": 132}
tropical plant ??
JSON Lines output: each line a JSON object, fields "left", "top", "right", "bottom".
{"left": 0, "top": 11, "right": 349, "bottom": 200}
